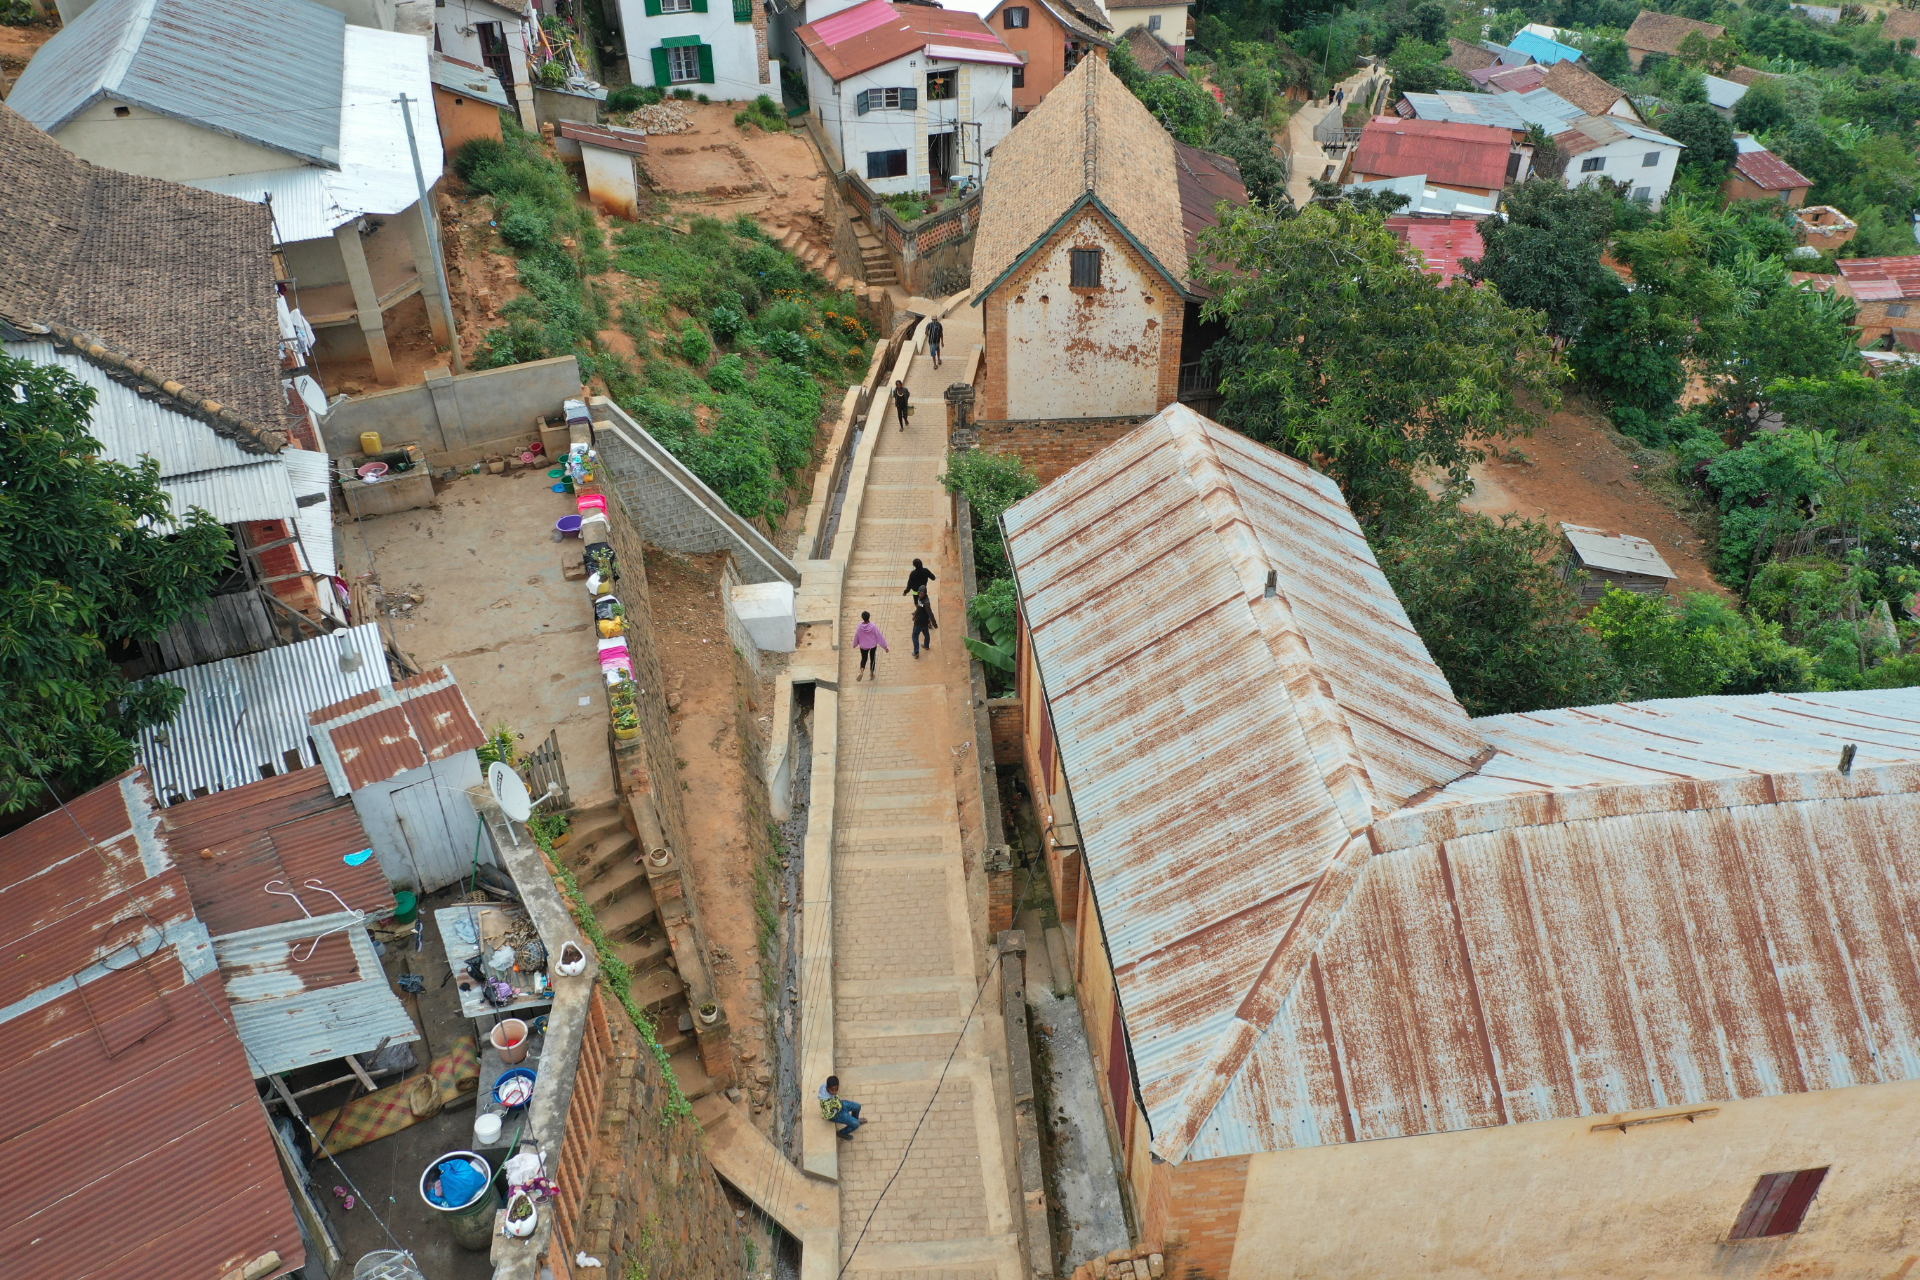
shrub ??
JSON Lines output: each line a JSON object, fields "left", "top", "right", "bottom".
{"left": 757, "top": 329, "right": 809, "bottom": 365}
{"left": 673, "top": 88, "right": 694, "bottom": 100}
{"left": 498, "top": 205, "right": 553, "bottom": 252}
{"left": 606, "top": 84, "right": 664, "bottom": 112}
{"left": 940, "top": 450, "right": 1039, "bottom": 583}
{"left": 678, "top": 319, "right": 713, "bottom": 367}
{"left": 708, "top": 352, "right": 749, "bottom": 394}
{"left": 709, "top": 297, "right": 748, "bottom": 344}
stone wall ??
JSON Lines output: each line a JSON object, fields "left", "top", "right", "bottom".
{"left": 1071, "top": 1242, "right": 1176, "bottom": 1280}
{"left": 581, "top": 987, "right": 751, "bottom": 1280}
{"left": 592, "top": 398, "right": 801, "bottom": 587}
{"left": 974, "top": 416, "right": 1150, "bottom": 485}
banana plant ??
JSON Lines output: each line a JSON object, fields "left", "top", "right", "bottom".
{"left": 965, "top": 577, "right": 1018, "bottom": 673}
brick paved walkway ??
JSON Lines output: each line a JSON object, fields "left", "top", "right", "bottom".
{"left": 830, "top": 304, "right": 1024, "bottom": 1280}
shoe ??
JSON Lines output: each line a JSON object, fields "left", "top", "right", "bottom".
{"left": 838, "top": 1130, "right": 855, "bottom": 1141}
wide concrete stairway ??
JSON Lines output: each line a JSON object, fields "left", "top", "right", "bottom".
{"left": 561, "top": 801, "right": 717, "bottom": 1100}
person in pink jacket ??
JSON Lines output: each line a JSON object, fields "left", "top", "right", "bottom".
{"left": 854, "top": 610, "right": 888, "bottom": 682}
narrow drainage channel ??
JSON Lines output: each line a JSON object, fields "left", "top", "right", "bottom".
{"left": 770, "top": 688, "right": 814, "bottom": 1280}
{"left": 819, "top": 422, "right": 864, "bottom": 554}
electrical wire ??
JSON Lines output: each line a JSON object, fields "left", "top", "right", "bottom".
{"left": 0, "top": 723, "right": 423, "bottom": 1272}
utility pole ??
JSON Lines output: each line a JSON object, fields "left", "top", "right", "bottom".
{"left": 396, "top": 93, "right": 464, "bottom": 374}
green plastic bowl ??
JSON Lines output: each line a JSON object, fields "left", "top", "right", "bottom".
{"left": 393, "top": 889, "right": 419, "bottom": 925}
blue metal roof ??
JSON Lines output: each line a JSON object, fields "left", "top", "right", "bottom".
{"left": 8, "top": 0, "right": 346, "bottom": 169}
{"left": 1507, "top": 28, "right": 1584, "bottom": 64}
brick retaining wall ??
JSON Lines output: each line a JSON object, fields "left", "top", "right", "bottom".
{"left": 973, "top": 416, "right": 1150, "bottom": 484}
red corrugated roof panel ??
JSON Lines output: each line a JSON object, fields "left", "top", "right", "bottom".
{"left": 309, "top": 665, "right": 487, "bottom": 792}
{"left": 797, "top": 0, "right": 1016, "bottom": 81}
{"left": 1386, "top": 216, "right": 1487, "bottom": 284}
{"left": 1839, "top": 256, "right": 1920, "bottom": 301}
{"left": 161, "top": 767, "right": 393, "bottom": 936}
{"left": 1351, "top": 117, "right": 1512, "bottom": 190}
{"left": 1733, "top": 146, "right": 1814, "bottom": 191}
{"left": 0, "top": 771, "right": 305, "bottom": 1280}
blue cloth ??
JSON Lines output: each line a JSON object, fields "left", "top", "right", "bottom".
{"left": 432, "top": 1157, "right": 488, "bottom": 1207}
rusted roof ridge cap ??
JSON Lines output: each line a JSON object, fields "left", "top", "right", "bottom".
{"left": 1150, "top": 831, "right": 1373, "bottom": 1164}
{"left": 4, "top": 312, "right": 287, "bottom": 454}
{"left": 1369, "top": 759, "right": 1920, "bottom": 852}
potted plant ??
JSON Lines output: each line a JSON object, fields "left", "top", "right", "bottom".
{"left": 697, "top": 1001, "right": 720, "bottom": 1026}
{"left": 503, "top": 1189, "right": 539, "bottom": 1238}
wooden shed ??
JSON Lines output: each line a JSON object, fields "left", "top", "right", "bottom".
{"left": 556, "top": 120, "right": 649, "bottom": 221}
{"left": 1561, "top": 523, "right": 1676, "bottom": 603}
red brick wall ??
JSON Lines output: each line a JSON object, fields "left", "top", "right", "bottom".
{"left": 244, "top": 518, "right": 320, "bottom": 614}
{"left": 1149, "top": 1155, "right": 1254, "bottom": 1280}
{"left": 988, "top": 697, "right": 1023, "bottom": 765}
{"left": 975, "top": 416, "right": 1149, "bottom": 484}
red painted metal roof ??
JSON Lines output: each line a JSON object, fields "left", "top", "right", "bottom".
{"left": 797, "top": 0, "right": 1015, "bottom": 81}
{"left": 161, "top": 766, "right": 394, "bottom": 937}
{"left": 1839, "top": 256, "right": 1920, "bottom": 301}
{"left": 0, "top": 771, "right": 304, "bottom": 1280}
{"left": 1351, "top": 117, "right": 1512, "bottom": 190}
{"left": 1733, "top": 145, "right": 1813, "bottom": 191}
{"left": 1386, "top": 216, "right": 1486, "bottom": 285}
{"left": 309, "top": 665, "right": 486, "bottom": 793}
{"left": 1468, "top": 61, "right": 1548, "bottom": 92}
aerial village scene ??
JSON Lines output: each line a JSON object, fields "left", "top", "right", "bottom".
{"left": 8, "top": 0, "right": 1920, "bottom": 1275}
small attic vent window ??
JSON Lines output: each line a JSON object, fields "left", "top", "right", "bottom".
{"left": 114, "top": 106, "right": 131, "bottom": 118}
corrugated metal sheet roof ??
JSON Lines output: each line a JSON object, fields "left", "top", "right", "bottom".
{"left": 1348, "top": 175, "right": 1499, "bottom": 218}
{"left": 6, "top": 0, "right": 345, "bottom": 167}
{"left": 1402, "top": 86, "right": 1584, "bottom": 133}
{"left": 5, "top": 340, "right": 300, "bottom": 524}
{"left": 160, "top": 767, "right": 393, "bottom": 936}
{"left": 1386, "top": 216, "right": 1487, "bottom": 284}
{"left": 1004, "top": 405, "right": 1486, "bottom": 1149}
{"left": 189, "top": 26, "right": 439, "bottom": 243}
{"left": 797, "top": 0, "right": 1015, "bottom": 80}
{"left": 1561, "top": 522, "right": 1676, "bottom": 578}
{"left": 281, "top": 445, "right": 338, "bottom": 578}
{"left": 1468, "top": 61, "right": 1548, "bottom": 91}
{"left": 309, "top": 665, "right": 487, "bottom": 794}
{"left": 1704, "top": 72, "right": 1749, "bottom": 110}
{"left": 1173, "top": 140, "right": 1247, "bottom": 302}
{"left": 1352, "top": 118, "right": 1513, "bottom": 190}
{"left": 216, "top": 912, "right": 420, "bottom": 1076}
{"left": 0, "top": 769, "right": 305, "bottom": 1280}
{"left": 431, "top": 50, "right": 510, "bottom": 108}
{"left": 1734, "top": 143, "right": 1815, "bottom": 191}
{"left": 1506, "top": 28, "right": 1583, "bottom": 64}
{"left": 135, "top": 624, "right": 392, "bottom": 803}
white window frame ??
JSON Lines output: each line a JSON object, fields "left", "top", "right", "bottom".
{"left": 662, "top": 0, "right": 694, "bottom": 12}
{"left": 668, "top": 45, "right": 701, "bottom": 82}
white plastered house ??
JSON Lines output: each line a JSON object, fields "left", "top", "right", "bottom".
{"left": 432, "top": 0, "right": 539, "bottom": 129}
{"left": 615, "top": 0, "right": 774, "bottom": 102}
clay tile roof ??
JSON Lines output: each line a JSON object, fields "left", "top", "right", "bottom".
{"left": 1352, "top": 117, "right": 1514, "bottom": 190}
{"left": 1443, "top": 36, "right": 1499, "bottom": 71}
{"left": 1724, "top": 64, "right": 1783, "bottom": 86}
{"left": 1625, "top": 9, "right": 1724, "bottom": 54}
{"left": 1882, "top": 8, "right": 1920, "bottom": 42}
{"left": 971, "top": 55, "right": 1188, "bottom": 300}
{"left": 1125, "top": 24, "right": 1189, "bottom": 78}
{"left": 1540, "top": 60, "right": 1630, "bottom": 116}
{"left": 1733, "top": 145, "right": 1814, "bottom": 191}
{"left": 308, "top": 665, "right": 487, "bottom": 794}
{"left": 0, "top": 106, "right": 292, "bottom": 449}
{"left": 797, "top": 0, "right": 1019, "bottom": 82}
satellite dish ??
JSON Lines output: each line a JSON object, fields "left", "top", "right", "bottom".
{"left": 490, "top": 762, "right": 533, "bottom": 822}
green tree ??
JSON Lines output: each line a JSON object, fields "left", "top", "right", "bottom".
{"left": 1199, "top": 202, "right": 1565, "bottom": 518}
{"left": 0, "top": 356, "right": 234, "bottom": 813}
{"left": 939, "top": 448, "right": 1039, "bottom": 584}
{"left": 1371, "top": 502, "right": 1623, "bottom": 715}
{"left": 1208, "top": 117, "right": 1290, "bottom": 208}
{"left": 1733, "top": 77, "right": 1791, "bottom": 134}
{"left": 1659, "top": 103, "right": 1738, "bottom": 180}
{"left": 1586, "top": 36, "right": 1632, "bottom": 83}
{"left": 1465, "top": 178, "right": 1618, "bottom": 336}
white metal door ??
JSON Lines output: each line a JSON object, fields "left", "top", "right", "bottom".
{"left": 388, "top": 777, "right": 483, "bottom": 893}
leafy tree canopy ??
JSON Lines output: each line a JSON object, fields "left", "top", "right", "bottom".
{"left": 1199, "top": 202, "right": 1565, "bottom": 518}
{"left": 1465, "top": 178, "right": 1618, "bottom": 337}
{"left": 1658, "top": 102, "right": 1738, "bottom": 180}
{"left": 0, "top": 356, "right": 233, "bottom": 813}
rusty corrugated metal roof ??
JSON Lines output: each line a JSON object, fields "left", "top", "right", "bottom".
{"left": 0, "top": 771, "right": 305, "bottom": 1280}
{"left": 216, "top": 911, "right": 421, "bottom": 1076}
{"left": 161, "top": 766, "right": 394, "bottom": 936}
{"left": 1839, "top": 255, "right": 1920, "bottom": 301}
{"left": 1011, "top": 404, "right": 1920, "bottom": 1167}
{"left": 1004, "top": 405, "right": 1486, "bottom": 1144}
{"left": 309, "top": 665, "right": 487, "bottom": 794}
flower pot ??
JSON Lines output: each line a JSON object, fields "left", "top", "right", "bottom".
{"left": 697, "top": 1003, "right": 720, "bottom": 1027}
{"left": 613, "top": 723, "right": 640, "bottom": 741}
{"left": 555, "top": 941, "right": 588, "bottom": 977}
{"left": 503, "top": 1190, "right": 539, "bottom": 1238}
{"left": 646, "top": 846, "right": 673, "bottom": 870}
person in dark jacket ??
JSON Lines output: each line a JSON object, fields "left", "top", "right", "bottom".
{"left": 903, "top": 558, "right": 935, "bottom": 597}
{"left": 911, "top": 589, "right": 937, "bottom": 657}
{"left": 893, "top": 379, "right": 911, "bottom": 430}
{"left": 927, "top": 316, "right": 945, "bottom": 368}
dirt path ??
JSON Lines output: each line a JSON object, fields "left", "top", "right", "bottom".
{"left": 633, "top": 101, "right": 838, "bottom": 258}
{"left": 643, "top": 548, "right": 776, "bottom": 1120}
{"left": 0, "top": 17, "right": 58, "bottom": 84}
{"left": 1451, "top": 399, "right": 1726, "bottom": 599}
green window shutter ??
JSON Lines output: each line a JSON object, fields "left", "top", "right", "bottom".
{"left": 698, "top": 43, "right": 715, "bottom": 82}
{"left": 734, "top": 0, "right": 751, "bottom": 20}
{"left": 652, "top": 46, "right": 672, "bottom": 85}
{"left": 691, "top": 0, "right": 708, "bottom": 11}
{"left": 899, "top": 86, "right": 917, "bottom": 110}
{"left": 644, "top": 0, "right": 661, "bottom": 14}
{"left": 856, "top": 89, "right": 871, "bottom": 114}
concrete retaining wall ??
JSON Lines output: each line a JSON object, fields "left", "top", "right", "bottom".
{"left": 590, "top": 398, "right": 801, "bottom": 587}
{"left": 317, "top": 356, "right": 583, "bottom": 465}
